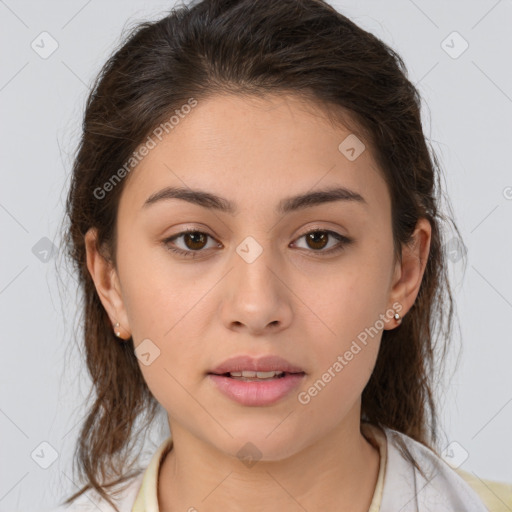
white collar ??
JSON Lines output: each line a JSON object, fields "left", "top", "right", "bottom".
{"left": 378, "top": 426, "right": 488, "bottom": 511}
{"left": 56, "top": 424, "right": 488, "bottom": 511}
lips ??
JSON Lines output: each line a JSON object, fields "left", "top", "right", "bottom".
{"left": 208, "top": 354, "right": 306, "bottom": 376}
{"left": 207, "top": 355, "right": 306, "bottom": 406}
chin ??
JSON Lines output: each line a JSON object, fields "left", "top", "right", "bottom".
{"left": 212, "top": 420, "right": 308, "bottom": 463}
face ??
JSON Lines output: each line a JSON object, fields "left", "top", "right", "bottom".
{"left": 86, "top": 93, "right": 428, "bottom": 461}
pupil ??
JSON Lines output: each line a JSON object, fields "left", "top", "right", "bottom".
{"left": 185, "top": 232, "right": 206, "bottom": 250}
{"left": 308, "top": 232, "right": 327, "bottom": 250}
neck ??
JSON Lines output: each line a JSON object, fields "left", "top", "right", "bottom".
{"left": 158, "top": 417, "right": 381, "bottom": 512}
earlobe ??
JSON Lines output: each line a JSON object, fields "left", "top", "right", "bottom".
{"left": 84, "top": 228, "right": 131, "bottom": 339}
{"left": 386, "top": 218, "right": 432, "bottom": 329}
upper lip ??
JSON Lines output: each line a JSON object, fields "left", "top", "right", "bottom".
{"left": 209, "top": 355, "right": 306, "bottom": 375}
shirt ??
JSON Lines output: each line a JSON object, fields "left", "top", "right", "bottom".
{"left": 52, "top": 423, "right": 512, "bottom": 511}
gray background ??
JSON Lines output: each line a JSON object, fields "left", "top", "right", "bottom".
{"left": 1, "top": 0, "right": 511, "bottom": 510}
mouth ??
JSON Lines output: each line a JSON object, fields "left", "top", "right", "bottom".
{"left": 208, "top": 370, "right": 306, "bottom": 381}
{"left": 206, "top": 355, "right": 306, "bottom": 405}
{"left": 207, "top": 370, "right": 307, "bottom": 406}
{"left": 208, "top": 354, "right": 306, "bottom": 376}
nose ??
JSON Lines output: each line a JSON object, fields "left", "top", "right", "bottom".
{"left": 218, "top": 238, "right": 293, "bottom": 336}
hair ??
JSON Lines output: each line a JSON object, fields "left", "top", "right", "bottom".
{"left": 59, "top": 0, "right": 464, "bottom": 509}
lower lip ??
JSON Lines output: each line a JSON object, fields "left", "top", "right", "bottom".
{"left": 207, "top": 373, "right": 306, "bottom": 406}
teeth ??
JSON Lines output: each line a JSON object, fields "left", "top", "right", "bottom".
{"left": 229, "top": 370, "right": 284, "bottom": 378}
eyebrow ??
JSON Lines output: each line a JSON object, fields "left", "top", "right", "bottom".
{"left": 142, "top": 185, "right": 367, "bottom": 215}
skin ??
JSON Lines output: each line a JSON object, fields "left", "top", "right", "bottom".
{"left": 85, "top": 93, "right": 431, "bottom": 511}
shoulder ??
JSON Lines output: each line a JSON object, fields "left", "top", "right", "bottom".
{"left": 48, "top": 472, "right": 144, "bottom": 512}
{"left": 381, "top": 426, "right": 492, "bottom": 512}
{"left": 454, "top": 467, "right": 512, "bottom": 512}
{"left": 387, "top": 428, "right": 512, "bottom": 511}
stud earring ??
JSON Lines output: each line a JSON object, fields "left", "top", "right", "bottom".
{"left": 114, "top": 322, "right": 122, "bottom": 338}
{"left": 393, "top": 311, "right": 402, "bottom": 325}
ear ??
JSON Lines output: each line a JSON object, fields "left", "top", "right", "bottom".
{"left": 84, "top": 227, "right": 131, "bottom": 339}
{"left": 385, "top": 217, "right": 432, "bottom": 329}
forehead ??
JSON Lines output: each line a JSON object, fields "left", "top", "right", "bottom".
{"left": 118, "top": 93, "right": 388, "bottom": 220}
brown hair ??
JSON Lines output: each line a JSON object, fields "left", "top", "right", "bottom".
{"left": 60, "top": 0, "right": 463, "bottom": 509}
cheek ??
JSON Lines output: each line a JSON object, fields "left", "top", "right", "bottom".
{"left": 116, "top": 245, "right": 210, "bottom": 388}
{"left": 298, "top": 259, "right": 391, "bottom": 406}
{"left": 116, "top": 238, "right": 198, "bottom": 337}
{"left": 131, "top": 313, "right": 207, "bottom": 417}
{"left": 310, "top": 260, "right": 390, "bottom": 343}
{"left": 298, "top": 318, "right": 381, "bottom": 424}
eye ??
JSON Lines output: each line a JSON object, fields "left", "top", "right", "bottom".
{"left": 292, "top": 229, "right": 352, "bottom": 255}
{"left": 163, "top": 227, "right": 352, "bottom": 259}
{"left": 163, "top": 228, "right": 220, "bottom": 259}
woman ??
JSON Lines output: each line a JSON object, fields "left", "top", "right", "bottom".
{"left": 54, "top": 0, "right": 509, "bottom": 510}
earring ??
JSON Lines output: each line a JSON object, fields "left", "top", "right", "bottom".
{"left": 114, "top": 322, "right": 122, "bottom": 338}
{"left": 393, "top": 311, "right": 402, "bottom": 325}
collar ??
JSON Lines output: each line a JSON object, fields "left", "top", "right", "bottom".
{"left": 131, "top": 423, "right": 488, "bottom": 512}
{"left": 377, "top": 427, "right": 488, "bottom": 512}
{"left": 133, "top": 423, "right": 386, "bottom": 511}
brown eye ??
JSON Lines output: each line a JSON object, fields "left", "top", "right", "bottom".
{"left": 182, "top": 231, "right": 208, "bottom": 250}
{"left": 292, "top": 229, "right": 352, "bottom": 255}
{"left": 163, "top": 228, "right": 352, "bottom": 260}
{"left": 163, "top": 229, "right": 219, "bottom": 258}
{"left": 305, "top": 231, "right": 329, "bottom": 250}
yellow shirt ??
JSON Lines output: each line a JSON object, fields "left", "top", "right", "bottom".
{"left": 132, "top": 423, "right": 511, "bottom": 512}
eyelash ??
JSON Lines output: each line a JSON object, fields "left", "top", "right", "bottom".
{"left": 162, "top": 227, "right": 352, "bottom": 259}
